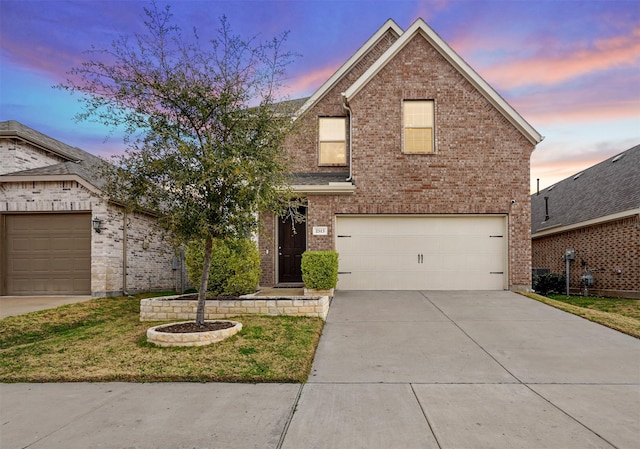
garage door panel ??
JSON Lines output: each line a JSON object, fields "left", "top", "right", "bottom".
{"left": 336, "top": 216, "right": 506, "bottom": 291}
{"left": 4, "top": 214, "right": 91, "bottom": 295}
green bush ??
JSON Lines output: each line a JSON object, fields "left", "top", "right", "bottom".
{"left": 185, "top": 238, "right": 261, "bottom": 296}
{"left": 301, "top": 251, "right": 338, "bottom": 290}
{"left": 533, "top": 272, "right": 566, "bottom": 295}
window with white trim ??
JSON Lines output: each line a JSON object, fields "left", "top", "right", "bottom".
{"left": 403, "top": 100, "right": 434, "bottom": 154}
{"left": 318, "top": 117, "right": 347, "bottom": 165}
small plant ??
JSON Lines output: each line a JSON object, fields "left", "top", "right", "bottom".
{"left": 186, "top": 238, "right": 261, "bottom": 296}
{"left": 533, "top": 272, "right": 566, "bottom": 295}
{"left": 301, "top": 251, "right": 339, "bottom": 290}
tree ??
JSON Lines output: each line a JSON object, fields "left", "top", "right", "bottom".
{"left": 59, "top": 3, "right": 300, "bottom": 325}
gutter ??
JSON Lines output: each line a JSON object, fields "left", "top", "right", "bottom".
{"left": 342, "top": 93, "right": 353, "bottom": 182}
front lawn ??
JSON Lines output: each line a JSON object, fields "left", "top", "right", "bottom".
{"left": 0, "top": 293, "right": 324, "bottom": 383}
{"left": 521, "top": 292, "right": 640, "bottom": 338}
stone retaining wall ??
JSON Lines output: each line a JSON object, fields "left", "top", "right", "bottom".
{"left": 140, "top": 294, "right": 329, "bottom": 321}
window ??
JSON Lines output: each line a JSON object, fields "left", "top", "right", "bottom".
{"left": 319, "top": 117, "right": 347, "bottom": 165}
{"left": 404, "top": 100, "right": 434, "bottom": 154}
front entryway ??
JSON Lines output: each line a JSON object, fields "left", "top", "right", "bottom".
{"left": 278, "top": 208, "right": 306, "bottom": 284}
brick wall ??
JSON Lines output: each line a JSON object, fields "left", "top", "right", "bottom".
{"left": 532, "top": 216, "right": 640, "bottom": 297}
{"left": 93, "top": 204, "right": 178, "bottom": 296}
{"left": 1, "top": 159, "right": 179, "bottom": 296}
{"left": 286, "top": 29, "right": 399, "bottom": 173}
{"left": 0, "top": 139, "right": 65, "bottom": 175}
{"left": 258, "top": 212, "right": 277, "bottom": 286}
{"left": 265, "top": 33, "right": 535, "bottom": 289}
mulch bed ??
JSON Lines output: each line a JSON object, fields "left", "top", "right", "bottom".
{"left": 156, "top": 321, "right": 235, "bottom": 333}
{"left": 172, "top": 294, "right": 239, "bottom": 301}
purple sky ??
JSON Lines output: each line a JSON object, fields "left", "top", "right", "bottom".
{"left": 1, "top": 0, "right": 639, "bottom": 192}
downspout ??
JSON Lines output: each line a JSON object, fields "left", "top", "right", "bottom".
{"left": 122, "top": 210, "right": 128, "bottom": 295}
{"left": 342, "top": 93, "right": 353, "bottom": 182}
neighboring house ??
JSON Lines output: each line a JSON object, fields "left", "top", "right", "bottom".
{"left": 531, "top": 144, "right": 640, "bottom": 299}
{"left": 0, "top": 120, "right": 183, "bottom": 297}
{"left": 259, "top": 18, "right": 543, "bottom": 291}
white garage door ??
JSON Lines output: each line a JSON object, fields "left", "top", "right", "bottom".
{"left": 335, "top": 215, "right": 507, "bottom": 290}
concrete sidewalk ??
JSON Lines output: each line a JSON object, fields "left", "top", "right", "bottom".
{"left": 1, "top": 291, "right": 639, "bottom": 448}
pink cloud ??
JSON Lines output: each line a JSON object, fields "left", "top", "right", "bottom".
{"left": 480, "top": 27, "right": 640, "bottom": 89}
{"left": 282, "top": 64, "right": 341, "bottom": 98}
{"left": 514, "top": 95, "right": 640, "bottom": 126}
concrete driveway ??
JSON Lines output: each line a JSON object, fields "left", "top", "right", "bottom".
{"left": 287, "top": 290, "right": 640, "bottom": 449}
{"left": 0, "top": 295, "right": 93, "bottom": 318}
{"left": 1, "top": 290, "right": 639, "bottom": 449}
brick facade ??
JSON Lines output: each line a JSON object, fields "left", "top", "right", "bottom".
{"left": 260, "top": 23, "right": 536, "bottom": 290}
{"left": 1, "top": 138, "right": 181, "bottom": 297}
{"left": 532, "top": 216, "right": 640, "bottom": 298}
{"left": 0, "top": 139, "right": 65, "bottom": 175}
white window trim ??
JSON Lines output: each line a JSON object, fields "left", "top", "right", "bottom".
{"left": 403, "top": 100, "right": 435, "bottom": 154}
{"left": 318, "top": 117, "right": 348, "bottom": 166}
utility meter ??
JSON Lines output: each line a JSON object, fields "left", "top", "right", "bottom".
{"left": 565, "top": 249, "right": 575, "bottom": 260}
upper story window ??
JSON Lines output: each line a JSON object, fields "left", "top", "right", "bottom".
{"left": 403, "top": 100, "right": 434, "bottom": 154}
{"left": 318, "top": 117, "right": 347, "bottom": 165}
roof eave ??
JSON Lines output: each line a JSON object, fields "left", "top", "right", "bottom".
{"left": 344, "top": 18, "right": 543, "bottom": 145}
{"left": 532, "top": 208, "right": 640, "bottom": 238}
{"left": 291, "top": 183, "right": 356, "bottom": 195}
{"left": 0, "top": 129, "right": 82, "bottom": 162}
{"left": 0, "top": 173, "right": 101, "bottom": 195}
{"left": 294, "top": 19, "right": 403, "bottom": 119}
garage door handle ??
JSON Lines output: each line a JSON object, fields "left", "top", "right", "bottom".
{"left": 338, "top": 272, "right": 351, "bottom": 275}
{"left": 490, "top": 272, "right": 504, "bottom": 274}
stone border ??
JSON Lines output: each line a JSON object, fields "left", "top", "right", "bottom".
{"left": 147, "top": 320, "right": 242, "bottom": 347}
{"left": 140, "top": 293, "right": 329, "bottom": 321}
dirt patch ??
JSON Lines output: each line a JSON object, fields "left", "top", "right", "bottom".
{"left": 155, "top": 321, "right": 235, "bottom": 333}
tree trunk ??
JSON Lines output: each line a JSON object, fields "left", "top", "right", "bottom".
{"left": 195, "top": 235, "right": 214, "bottom": 326}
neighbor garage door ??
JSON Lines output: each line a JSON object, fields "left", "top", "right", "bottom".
{"left": 4, "top": 214, "right": 91, "bottom": 295}
{"left": 335, "top": 215, "right": 506, "bottom": 290}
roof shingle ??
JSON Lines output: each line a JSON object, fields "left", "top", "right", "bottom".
{"left": 531, "top": 144, "right": 640, "bottom": 234}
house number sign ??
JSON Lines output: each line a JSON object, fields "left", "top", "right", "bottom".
{"left": 312, "top": 226, "right": 328, "bottom": 236}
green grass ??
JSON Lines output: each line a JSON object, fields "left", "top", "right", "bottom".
{"left": 0, "top": 293, "right": 324, "bottom": 383}
{"left": 547, "top": 294, "right": 640, "bottom": 320}
{"left": 520, "top": 292, "right": 640, "bottom": 338}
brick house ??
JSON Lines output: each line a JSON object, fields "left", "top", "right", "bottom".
{"left": 531, "top": 144, "right": 640, "bottom": 298}
{"left": 259, "top": 19, "right": 543, "bottom": 291}
{"left": 0, "top": 120, "right": 183, "bottom": 297}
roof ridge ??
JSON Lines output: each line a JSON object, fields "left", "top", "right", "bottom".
{"left": 295, "top": 19, "right": 403, "bottom": 118}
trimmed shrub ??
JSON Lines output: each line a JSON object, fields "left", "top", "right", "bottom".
{"left": 533, "top": 272, "right": 566, "bottom": 295}
{"left": 301, "top": 251, "right": 338, "bottom": 290}
{"left": 185, "top": 238, "right": 261, "bottom": 296}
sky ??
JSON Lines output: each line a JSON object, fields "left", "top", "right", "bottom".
{"left": 1, "top": 0, "right": 639, "bottom": 193}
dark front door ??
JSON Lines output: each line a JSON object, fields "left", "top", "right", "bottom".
{"left": 278, "top": 210, "right": 306, "bottom": 284}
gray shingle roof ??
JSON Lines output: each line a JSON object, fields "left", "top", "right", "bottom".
{"left": 291, "top": 172, "right": 351, "bottom": 185}
{"left": 531, "top": 143, "right": 640, "bottom": 234}
{"left": 0, "top": 120, "right": 107, "bottom": 187}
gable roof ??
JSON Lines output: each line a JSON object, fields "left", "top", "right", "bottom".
{"left": 295, "top": 19, "right": 403, "bottom": 118}
{"left": 0, "top": 120, "right": 107, "bottom": 189}
{"left": 343, "top": 18, "right": 543, "bottom": 145}
{"left": 531, "top": 144, "right": 640, "bottom": 236}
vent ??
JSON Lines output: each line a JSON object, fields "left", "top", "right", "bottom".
{"left": 612, "top": 154, "right": 625, "bottom": 162}
{"left": 573, "top": 172, "right": 584, "bottom": 180}
{"left": 547, "top": 184, "right": 556, "bottom": 191}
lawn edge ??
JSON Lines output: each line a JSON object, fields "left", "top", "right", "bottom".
{"left": 518, "top": 292, "right": 640, "bottom": 339}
